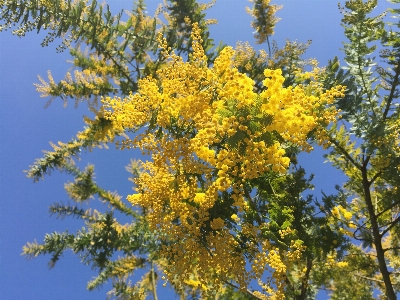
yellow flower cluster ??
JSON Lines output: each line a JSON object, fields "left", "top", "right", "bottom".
{"left": 234, "top": 41, "right": 268, "bottom": 66}
{"left": 246, "top": 0, "right": 283, "bottom": 44}
{"left": 324, "top": 251, "right": 348, "bottom": 268}
{"left": 328, "top": 204, "right": 357, "bottom": 236}
{"left": 108, "top": 256, "right": 143, "bottom": 277}
{"left": 331, "top": 205, "right": 352, "bottom": 221}
{"left": 250, "top": 240, "right": 305, "bottom": 299}
{"left": 76, "top": 106, "right": 118, "bottom": 143}
{"left": 261, "top": 68, "right": 345, "bottom": 151}
{"left": 333, "top": 206, "right": 354, "bottom": 232}
{"left": 101, "top": 23, "right": 344, "bottom": 296}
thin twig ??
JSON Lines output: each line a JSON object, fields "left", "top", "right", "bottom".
{"left": 383, "top": 246, "right": 400, "bottom": 253}
{"left": 151, "top": 260, "right": 158, "bottom": 300}
{"left": 354, "top": 273, "right": 384, "bottom": 284}
{"left": 222, "top": 280, "right": 263, "bottom": 300}
{"left": 380, "top": 215, "right": 400, "bottom": 238}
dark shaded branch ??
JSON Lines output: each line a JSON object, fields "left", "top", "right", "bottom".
{"left": 369, "top": 170, "right": 382, "bottom": 185}
{"left": 380, "top": 215, "right": 400, "bottom": 238}
{"left": 383, "top": 59, "right": 400, "bottom": 120}
{"left": 383, "top": 246, "right": 400, "bottom": 253}
{"left": 361, "top": 167, "right": 397, "bottom": 299}
{"left": 296, "top": 258, "right": 313, "bottom": 300}
{"left": 244, "top": 188, "right": 262, "bottom": 225}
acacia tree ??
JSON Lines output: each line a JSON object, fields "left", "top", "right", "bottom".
{"left": 2, "top": 0, "right": 399, "bottom": 299}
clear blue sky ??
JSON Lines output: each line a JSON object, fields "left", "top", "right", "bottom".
{"left": 0, "top": 0, "right": 390, "bottom": 299}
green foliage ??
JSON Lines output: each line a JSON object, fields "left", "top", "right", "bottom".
{"left": 322, "top": 1, "right": 400, "bottom": 299}
{"left": 162, "top": 0, "right": 223, "bottom": 61}
{"left": 321, "top": 56, "right": 360, "bottom": 120}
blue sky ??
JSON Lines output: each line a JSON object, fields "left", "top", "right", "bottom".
{"left": 0, "top": 0, "right": 391, "bottom": 299}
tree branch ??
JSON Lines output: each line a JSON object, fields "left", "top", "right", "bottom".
{"left": 380, "top": 214, "right": 400, "bottom": 238}
{"left": 328, "top": 136, "right": 362, "bottom": 170}
{"left": 368, "top": 169, "right": 382, "bottom": 185}
{"left": 150, "top": 260, "right": 158, "bottom": 300}
{"left": 354, "top": 273, "right": 384, "bottom": 284}
{"left": 375, "top": 199, "right": 400, "bottom": 220}
{"left": 383, "top": 58, "right": 400, "bottom": 120}
{"left": 244, "top": 188, "right": 262, "bottom": 225}
{"left": 383, "top": 246, "right": 400, "bottom": 253}
{"left": 222, "top": 280, "right": 263, "bottom": 300}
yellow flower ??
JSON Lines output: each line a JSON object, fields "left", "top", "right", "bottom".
{"left": 349, "top": 222, "right": 357, "bottom": 229}
{"left": 231, "top": 214, "right": 240, "bottom": 223}
{"left": 194, "top": 193, "right": 206, "bottom": 205}
{"left": 337, "top": 261, "right": 348, "bottom": 268}
{"left": 126, "top": 193, "right": 141, "bottom": 205}
{"left": 343, "top": 211, "right": 352, "bottom": 220}
{"left": 210, "top": 217, "right": 225, "bottom": 230}
{"left": 331, "top": 206, "right": 340, "bottom": 217}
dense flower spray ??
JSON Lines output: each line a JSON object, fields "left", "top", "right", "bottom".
{"left": 80, "top": 23, "right": 345, "bottom": 298}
